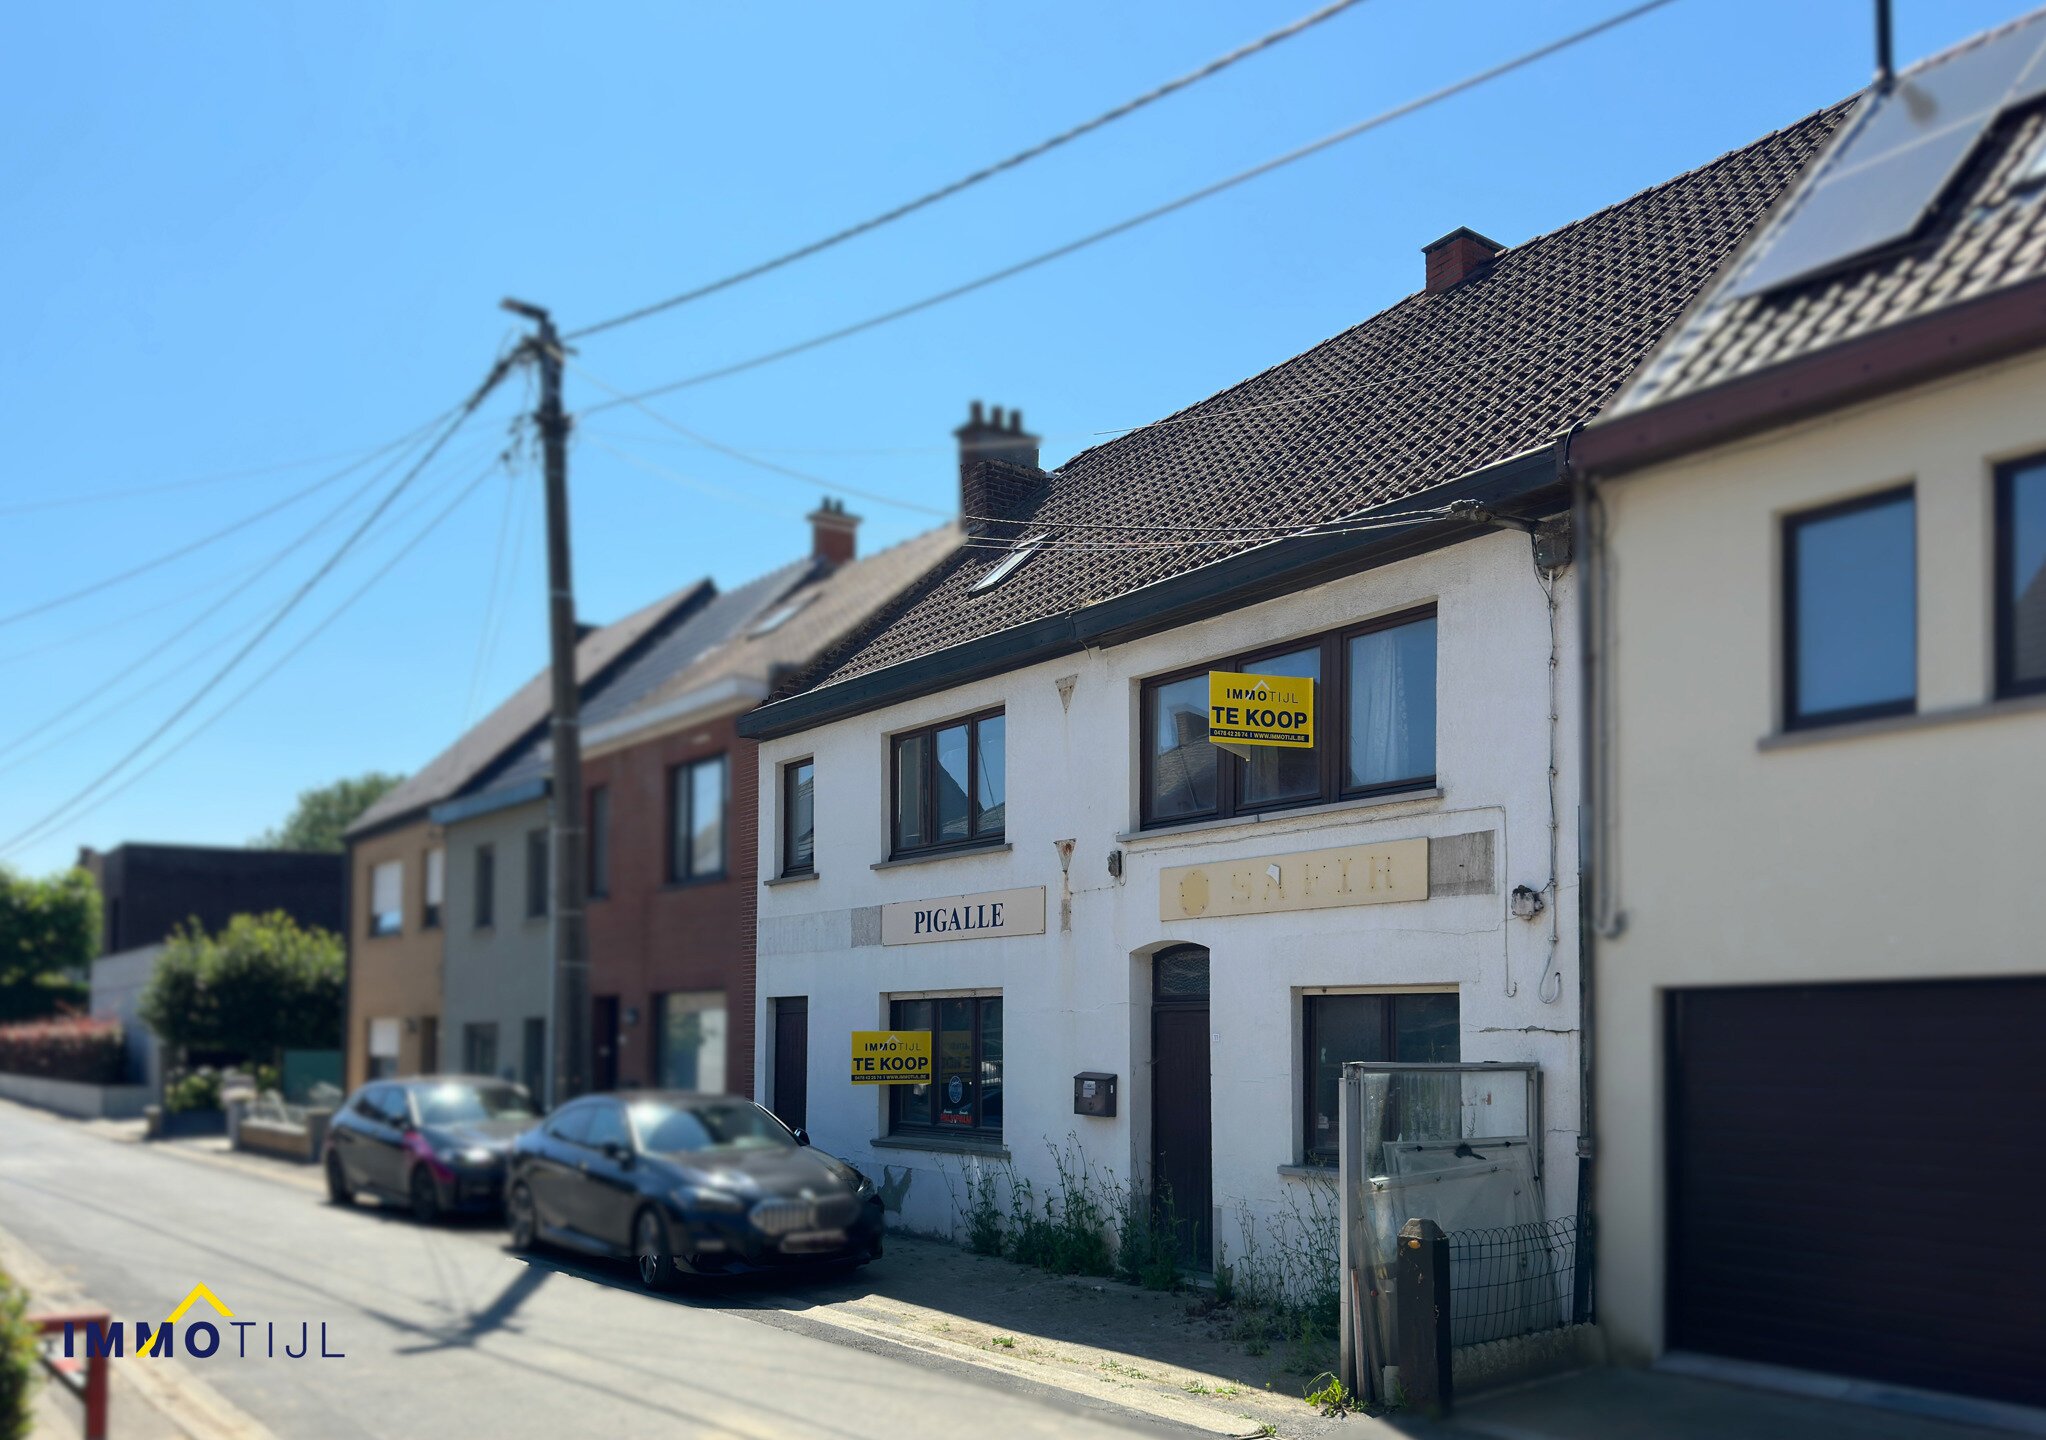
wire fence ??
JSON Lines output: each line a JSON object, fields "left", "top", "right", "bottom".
{"left": 1446, "top": 1216, "right": 1579, "bottom": 1347}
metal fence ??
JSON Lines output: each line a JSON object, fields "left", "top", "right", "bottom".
{"left": 1445, "top": 1216, "right": 1578, "bottom": 1347}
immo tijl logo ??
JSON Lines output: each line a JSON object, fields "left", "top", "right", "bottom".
{"left": 55, "top": 1284, "right": 343, "bottom": 1360}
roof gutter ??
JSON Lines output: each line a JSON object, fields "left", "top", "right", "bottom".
{"left": 739, "top": 443, "right": 1566, "bottom": 741}
{"left": 1577, "top": 271, "right": 2046, "bottom": 476}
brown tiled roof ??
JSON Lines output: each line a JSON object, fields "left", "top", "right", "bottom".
{"left": 1618, "top": 100, "right": 2046, "bottom": 412}
{"left": 805, "top": 105, "right": 1847, "bottom": 692}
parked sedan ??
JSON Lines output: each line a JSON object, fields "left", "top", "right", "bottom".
{"left": 505, "top": 1092, "right": 884, "bottom": 1289}
{"left": 324, "top": 1076, "right": 539, "bottom": 1221}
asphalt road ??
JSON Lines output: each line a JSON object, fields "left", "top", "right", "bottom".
{"left": 0, "top": 1102, "right": 1174, "bottom": 1440}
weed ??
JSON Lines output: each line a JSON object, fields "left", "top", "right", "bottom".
{"left": 961, "top": 1162, "right": 1006, "bottom": 1256}
{"left": 1181, "top": 1380, "right": 1240, "bottom": 1397}
{"left": 990, "top": 1335, "right": 1015, "bottom": 1349}
{"left": 1098, "top": 1358, "right": 1151, "bottom": 1379}
{"left": 1304, "top": 1371, "right": 1354, "bottom": 1417}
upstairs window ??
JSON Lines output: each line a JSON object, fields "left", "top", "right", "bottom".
{"left": 892, "top": 710, "right": 1005, "bottom": 857}
{"left": 1141, "top": 608, "right": 1436, "bottom": 828}
{"left": 369, "top": 861, "right": 403, "bottom": 937}
{"left": 1785, "top": 488, "right": 1916, "bottom": 729}
{"left": 525, "top": 829, "right": 549, "bottom": 919}
{"left": 782, "top": 759, "right": 815, "bottom": 875}
{"left": 422, "top": 848, "right": 445, "bottom": 930}
{"left": 473, "top": 845, "right": 495, "bottom": 929}
{"left": 587, "top": 786, "right": 611, "bottom": 899}
{"left": 670, "top": 754, "right": 728, "bottom": 882}
{"left": 1996, "top": 455, "right": 2046, "bottom": 699}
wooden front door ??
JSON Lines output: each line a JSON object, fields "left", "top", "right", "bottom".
{"left": 773, "top": 997, "right": 809, "bottom": 1131}
{"left": 1151, "top": 946, "right": 1212, "bottom": 1268}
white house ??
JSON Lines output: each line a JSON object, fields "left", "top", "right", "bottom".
{"left": 741, "top": 111, "right": 1838, "bottom": 1271}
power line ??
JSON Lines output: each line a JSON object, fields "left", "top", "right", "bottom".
{"left": 0, "top": 356, "right": 520, "bottom": 857}
{"left": 0, "top": 412, "right": 455, "bottom": 630}
{"left": 581, "top": 0, "right": 1679, "bottom": 414}
{"left": 3, "top": 454, "right": 511, "bottom": 858}
{"left": 563, "top": 0, "right": 1371, "bottom": 340}
{"left": 567, "top": 358, "right": 951, "bottom": 518}
{"left": 0, "top": 439, "right": 426, "bottom": 519}
{"left": 583, "top": 434, "right": 807, "bottom": 518}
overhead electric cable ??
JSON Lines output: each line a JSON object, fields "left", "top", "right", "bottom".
{"left": 563, "top": 0, "right": 1371, "bottom": 340}
{"left": 0, "top": 440, "right": 425, "bottom": 519}
{"left": 0, "top": 412, "right": 456, "bottom": 630}
{"left": 582, "top": 0, "right": 1678, "bottom": 413}
{"left": 0, "top": 356, "right": 520, "bottom": 857}
{"left": 584, "top": 435, "right": 807, "bottom": 518}
{"left": 2, "top": 455, "right": 510, "bottom": 858}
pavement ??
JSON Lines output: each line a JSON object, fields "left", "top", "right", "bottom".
{"left": 6, "top": 1096, "right": 2027, "bottom": 1440}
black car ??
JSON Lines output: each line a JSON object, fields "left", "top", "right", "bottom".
{"left": 324, "top": 1076, "right": 539, "bottom": 1221}
{"left": 505, "top": 1091, "right": 884, "bottom": 1289}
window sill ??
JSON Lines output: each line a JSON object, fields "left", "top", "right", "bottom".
{"left": 1116, "top": 787, "right": 1443, "bottom": 846}
{"left": 764, "top": 871, "right": 818, "bottom": 887}
{"left": 1758, "top": 690, "right": 2046, "bottom": 751}
{"left": 1278, "top": 1163, "right": 1338, "bottom": 1180}
{"left": 871, "top": 1133, "right": 1011, "bottom": 1160}
{"left": 870, "top": 840, "right": 1012, "bottom": 871}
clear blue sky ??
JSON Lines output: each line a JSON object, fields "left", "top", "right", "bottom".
{"left": 0, "top": 0, "right": 2023, "bottom": 875}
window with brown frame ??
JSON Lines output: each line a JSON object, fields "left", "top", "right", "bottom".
{"left": 668, "top": 754, "right": 727, "bottom": 882}
{"left": 1996, "top": 453, "right": 2046, "bottom": 699}
{"left": 1140, "top": 607, "right": 1437, "bottom": 828}
{"left": 1302, "top": 992, "right": 1459, "bottom": 1164}
{"left": 782, "top": 759, "right": 815, "bottom": 875}
{"left": 890, "top": 710, "right": 1005, "bottom": 858}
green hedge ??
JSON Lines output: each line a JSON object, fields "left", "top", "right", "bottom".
{"left": 0, "top": 1268, "right": 34, "bottom": 1440}
{"left": 0, "top": 1015, "right": 124, "bottom": 1085}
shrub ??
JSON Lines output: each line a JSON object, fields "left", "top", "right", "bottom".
{"left": 166, "top": 1069, "right": 222, "bottom": 1114}
{"left": 0, "top": 1015, "right": 124, "bottom": 1084}
{"left": 0, "top": 1268, "right": 36, "bottom": 1440}
{"left": 141, "top": 913, "right": 343, "bottom": 1066}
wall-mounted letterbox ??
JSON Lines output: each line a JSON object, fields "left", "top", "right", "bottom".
{"left": 1073, "top": 1071, "right": 1117, "bottom": 1117}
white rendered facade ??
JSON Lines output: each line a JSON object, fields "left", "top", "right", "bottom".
{"left": 751, "top": 526, "right": 1583, "bottom": 1261}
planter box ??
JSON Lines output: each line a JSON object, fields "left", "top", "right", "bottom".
{"left": 146, "top": 1106, "right": 226, "bottom": 1139}
{"left": 235, "top": 1108, "right": 333, "bottom": 1164}
{"left": 0, "top": 1071, "right": 152, "bottom": 1120}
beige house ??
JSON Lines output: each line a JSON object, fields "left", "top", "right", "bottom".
{"left": 1577, "top": 21, "right": 2046, "bottom": 1422}
{"left": 341, "top": 583, "right": 711, "bottom": 1090}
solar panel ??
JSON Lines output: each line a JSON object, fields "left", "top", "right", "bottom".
{"left": 1728, "top": 8, "right": 2046, "bottom": 299}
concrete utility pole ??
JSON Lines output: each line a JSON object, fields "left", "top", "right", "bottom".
{"left": 502, "top": 298, "right": 589, "bottom": 1106}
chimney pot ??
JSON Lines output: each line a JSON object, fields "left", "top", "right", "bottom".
{"left": 954, "top": 400, "right": 1044, "bottom": 526}
{"left": 806, "top": 495, "right": 861, "bottom": 564}
{"left": 1422, "top": 226, "right": 1506, "bottom": 294}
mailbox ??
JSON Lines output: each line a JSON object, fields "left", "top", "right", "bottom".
{"left": 1073, "top": 1071, "right": 1117, "bottom": 1117}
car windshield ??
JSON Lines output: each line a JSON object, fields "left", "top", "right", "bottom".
{"left": 629, "top": 1100, "right": 796, "bottom": 1155}
{"left": 414, "top": 1083, "right": 535, "bottom": 1125}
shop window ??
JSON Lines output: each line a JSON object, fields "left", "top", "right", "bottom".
{"left": 783, "top": 759, "right": 815, "bottom": 875}
{"left": 1141, "top": 609, "right": 1436, "bottom": 827}
{"left": 1996, "top": 454, "right": 2046, "bottom": 698}
{"left": 1302, "top": 992, "right": 1459, "bottom": 1164}
{"left": 669, "top": 755, "right": 728, "bottom": 881}
{"left": 891, "top": 711, "right": 1005, "bottom": 857}
{"left": 656, "top": 991, "right": 727, "bottom": 1093}
{"left": 888, "top": 995, "right": 1002, "bottom": 1138}
{"left": 369, "top": 861, "right": 403, "bottom": 937}
{"left": 1784, "top": 487, "right": 1916, "bottom": 728}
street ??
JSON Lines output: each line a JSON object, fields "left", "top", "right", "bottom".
{"left": 0, "top": 1101, "right": 1181, "bottom": 1440}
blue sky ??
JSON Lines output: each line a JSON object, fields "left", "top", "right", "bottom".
{"left": 0, "top": 0, "right": 2025, "bottom": 875}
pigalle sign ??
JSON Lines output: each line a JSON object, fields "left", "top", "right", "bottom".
{"left": 880, "top": 886, "right": 1046, "bottom": 945}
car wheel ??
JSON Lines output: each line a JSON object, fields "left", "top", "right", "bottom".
{"left": 507, "top": 1182, "right": 538, "bottom": 1252}
{"left": 325, "top": 1153, "right": 353, "bottom": 1206}
{"left": 634, "top": 1208, "right": 679, "bottom": 1292}
{"left": 409, "top": 1165, "right": 441, "bottom": 1225}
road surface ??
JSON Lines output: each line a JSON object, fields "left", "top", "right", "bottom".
{"left": 0, "top": 1100, "right": 1177, "bottom": 1440}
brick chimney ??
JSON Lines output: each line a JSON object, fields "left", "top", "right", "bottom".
{"left": 1423, "top": 227, "right": 1505, "bottom": 294}
{"left": 954, "top": 401, "right": 1041, "bottom": 527}
{"left": 806, "top": 496, "right": 860, "bottom": 564}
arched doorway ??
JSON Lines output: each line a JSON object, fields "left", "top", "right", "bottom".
{"left": 1151, "top": 944, "right": 1211, "bottom": 1267}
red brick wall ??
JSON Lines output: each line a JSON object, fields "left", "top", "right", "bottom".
{"left": 584, "top": 709, "right": 759, "bottom": 1098}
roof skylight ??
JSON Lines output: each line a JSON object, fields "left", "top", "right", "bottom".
{"left": 970, "top": 535, "right": 1047, "bottom": 594}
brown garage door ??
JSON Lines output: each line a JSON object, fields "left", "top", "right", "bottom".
{"left": 1667, "top": 977, "right": 2046, "bottom": 1407}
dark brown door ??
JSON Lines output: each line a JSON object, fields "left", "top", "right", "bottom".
{"left": 1151, "top": 946, "right": 1212, "bottom": 1268}
{"left": 1668, "top": 977, "right": 2046, "bottom": 1408}
{"left": 417, "top": 1017, "right": 439, "bottom": 1075}
{"left": 591, "top": 996, "right": 619, "bottom": 1092}
{"left": 772, "top": 998, "right": 809, "bottom": 1131}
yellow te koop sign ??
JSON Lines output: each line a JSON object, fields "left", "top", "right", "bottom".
{"left": 849, "top": 1030, "right": 932, "bottom": 1085}
{"left": 1207, "top": 671, "right": 1315, "bottom": 749}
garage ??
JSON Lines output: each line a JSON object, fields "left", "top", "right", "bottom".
{"left": 1666, "top": 976, "right": 2046, "bottom": 1408}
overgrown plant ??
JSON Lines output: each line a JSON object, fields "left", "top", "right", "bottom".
{"left": 1007, "top": 1139, "right": 1113, "bottom": 1276}
{"left": 961, "top": 1162, "right": 1006, "bottom": 1256}
{"left": 1221, "top": 1177, "right": 1343, "bottom": 1372}
{"left": 0, "top": 1268, "right": 36, "bottom": 1440}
